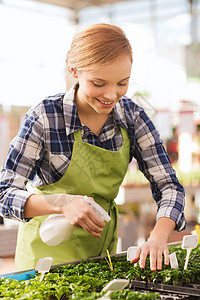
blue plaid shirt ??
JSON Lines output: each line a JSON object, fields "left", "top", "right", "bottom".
{"left": 0, "top": 84, "right": 186, "bottom": 230}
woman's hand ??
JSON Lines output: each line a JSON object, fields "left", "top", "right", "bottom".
{"left": 25, "top": 194, "right": 105, "bottom": 238}
{"left": 61, "top": 195, "right": 105, "bottom": 238}
{"left": 130, "top": 217, "right": 175, "bottom": 271}
{"left": 131, "top": 237, "right": 169, "bottom": 271}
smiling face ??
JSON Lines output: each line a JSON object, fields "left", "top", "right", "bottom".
{"left": 72, "top": 54, "right": 132, "bottom": 116}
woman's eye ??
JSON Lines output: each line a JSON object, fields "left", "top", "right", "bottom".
{"left": 118, "top": 82, "right": 128, "bottom": 86}
{"left": 93, "top": 82, "right": 105, "bottom": 87}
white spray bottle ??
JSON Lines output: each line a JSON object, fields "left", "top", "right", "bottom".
{"left": 39, "top": 196, "right": 111, "bottom": 246}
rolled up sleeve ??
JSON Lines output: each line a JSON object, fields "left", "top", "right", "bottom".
{"left": 0, "top": 169, "right": 32, "bottom": 221}
{"left": 133, "top": 109, "right": 186, "bottom": 231}
{"left": 0, "top": 107, "right": 44, "bottom": 222}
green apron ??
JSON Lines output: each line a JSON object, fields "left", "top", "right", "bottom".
{"left": 15, "top": 127, "right": 130, "bottom": 270}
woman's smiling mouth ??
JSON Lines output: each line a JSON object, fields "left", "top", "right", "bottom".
{"left": 95, "top": 98, "right": 114, "bottom": 107}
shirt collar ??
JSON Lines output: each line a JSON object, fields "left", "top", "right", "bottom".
{"left": 63, "top": 83, "right": 128, "bottom": 137}
{"left": 63, "top": 83, "right": 82, "bottom": 136}
{"left": 113, "top": 99, "right": 128, "bottom": 129}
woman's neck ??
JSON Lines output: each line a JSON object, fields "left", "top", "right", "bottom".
{"left": 75, "top": 90, "right": 110, "bottom": 136}
{"left": 78, "top": 109, "right": 110, "bottom": 137}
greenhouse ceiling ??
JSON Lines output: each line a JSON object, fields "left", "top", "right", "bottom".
{"left": 36, "top": 0, "right": 133, "bottom": 11}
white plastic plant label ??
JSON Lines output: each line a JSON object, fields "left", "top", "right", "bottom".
{"left": 102, "top": 279, "right": 129, "bottom": 292}
{"left": 182, "top": 234, "right": 199, "bottom": 249}
{"left": 169, "top": 252, "right": 179, "bottom": 269}
{"left": 35, "top": 257, "right": 53, "bottom": 282}
{"left": 182, "top": 234, "right": 199, "bottom": 270}
{"left": 98, "top": 279, "right": 129, "bottom": 299}
{"left": 127, "top": 246, "right": 139, "bottom": 261}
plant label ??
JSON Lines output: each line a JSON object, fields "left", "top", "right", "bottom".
{"left": 127, "top": 246, "right": 139, "bottom": 261}
{"left": 169, "top": 252, "right": 179, "bottom": 269}
{"left": 101, "top": 279, "right": 129, "bottom": 297}
{"left": 35, "top": 257, "right": 53, "bottom": 282}
{"left": 182, "top": 234, "right": 199, "bottom": 249}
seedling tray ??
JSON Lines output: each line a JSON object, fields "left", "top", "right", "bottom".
{"left": 0, "top": 252, "right": 126, "bottom": 281}
{"left": 50, "top": 251, "right": 126, "bottom": 270}
{"left": 1, "top": 248, "right": 200, "bottom": 299}
{"left": 131, "top": 279, "right": 200, "bottom": 298}
{"left": 0, "top": 269, "right": 35, "bottom": 281}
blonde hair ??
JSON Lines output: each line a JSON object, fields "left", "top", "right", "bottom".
{"left": 66, "top": 23, "right": 132, "bottom": 72}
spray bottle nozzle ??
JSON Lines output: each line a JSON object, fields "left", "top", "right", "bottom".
{"left": 83, "top": 195, "right": 111, "bottom": 222}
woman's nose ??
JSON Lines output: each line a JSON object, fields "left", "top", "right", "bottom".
{"left": 102, "top": 86, "right": 118, "bottom": 101}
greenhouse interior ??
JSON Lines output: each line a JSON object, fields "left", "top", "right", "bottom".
{"left": 0, "top": 0, "right": 200, "bottom": 299}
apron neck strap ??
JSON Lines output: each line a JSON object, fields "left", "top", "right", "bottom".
{"left": 73, "top": 129, "right": 82, "bottom": 141}
{"left": 120, "top": 126, "right": 127, "bottom": 140}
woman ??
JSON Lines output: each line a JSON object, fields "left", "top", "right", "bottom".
{"left": 0, "top": 23, "right": 186, "bottom": 271}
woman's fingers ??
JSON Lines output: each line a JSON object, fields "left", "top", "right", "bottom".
{"left": 149, "top": 248, "right": 157, "bottom": 271}
{"left": 139, "top": 248, "right": 148, "bottom": 269}
{"left": 63, "top": 196, "right": 106, "bottom": 238}
{"left": 155, "top": 249, "right": 163, "bottom": 270}
{"left": 163, "top": 247, "right": 170, "bottom": 266}
{"left": 78, "top": 218, "right": 104, "bottom": 238}
{"left": 130, "top": 240, "right": 169, "bottom": 271}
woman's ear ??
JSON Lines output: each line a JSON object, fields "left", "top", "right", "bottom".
{"left": 70, "top": 67, "right": 78, "bottom": 78}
